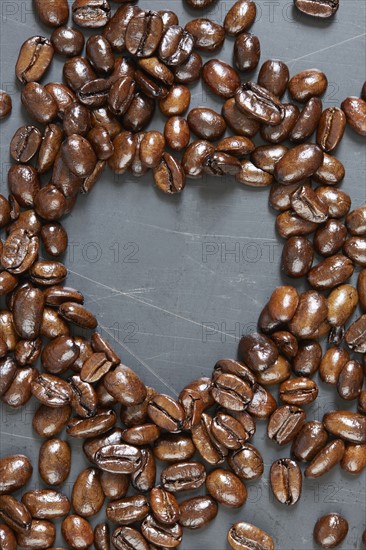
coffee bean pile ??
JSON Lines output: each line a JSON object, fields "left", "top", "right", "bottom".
{"left": 0, "top": 0, "right": 365, "bottom": 548}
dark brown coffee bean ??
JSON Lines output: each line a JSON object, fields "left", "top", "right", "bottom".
{"left": 236, "top": 159, "right": 274, "bottom": 186}
{"left": 257, "top": 59, "right": 289, "bottom": 97}
{"left": 0, "top": 523, "right": 17, "bottom": 549}
{"left": 173, "top": 51, "right": 202, "bottom": 84}
{"left": 0, "top": 495, "right": 31, "bottom": 533}
{"left": 212, "top": 372, "right": 253, "bottom": 410}
{"left": 85, "top": 35, "right": 114, "bottom": 75}
{"left": 337, "top": 360, "right": 363, "bottom": 401}
{"left": 16, "top": 37, "right": 54, "bottom": 83}
{"left": 261, "top": 104, "right": 300, "bottom": 143}
{"left": 0, "top": 311, "right": 18, "bottom": 351}
{"left": 122, "top": 424, "right": 160, "bottom": 446}
{"left": 94, "top": 523, "right": 110, "bottom": 550}
{"left": 295, "top": 0, "right": 339, "bottom": 17}
{"left": 58, "top": 302, "right": 97, "bottom": 329}
{"left": 125, "top": 11, "right": 163, "bottom": 57}
{"left": 95, "top": 444, "right": 142, "bottom": 474}
{"left": 359, "top": 269, "right": 366, "bottom": 311}
{"left": 182, "top": 140, "right": 215, "bottom": 178}
{"left": 292, "top": 420, "right": 328, "bottom": 462}
{"left": 185, "top": 19, "right": 225, "bottom": 51}
{"left": 217, "top": 136, "right": 255, "bottom": 158}
{"left": 32, "top": 404, "right": 71, "bottom": 438}
{"left": 234, "top": 32, "right": 260, "bottom": 72}
{"left": 228, "top": 522, "right": 274, "bottom": 550}
{"left": 315, "top": 186, "right": 350, "bottom": 218}
{"left": 21, "top": 83, "right": 58, "bottom": 125}
{"left": 123, "top": 92, "right": 155, "bottom": 133}
{"left": 147, "top": 394, "right": 185, "bottom": 432}
{"left": 104, "top": 365, "right": 146, "bottom": 406}
{"left": 148, "top": 487, "right": 179, "bottom": 527}
{"left": 179, "top": 388, "right": 205, "bottom": 430}
{"left": 13, "top": 285, "right": 44, "bottom": 340}
{"left": 164, "top": 117, "right": 190, "bottom": 151}
{"left": 305, "top": 439, "right": 345, "bottom": 478}
{"left": 316, "top": 107, "right": 346, "bottom": 151}
{"left": 324, "top": 411, "right": 366, "bottom": 443}
{"left": 106, "top": 494, "right": 149, "bottom": 526}
{"left": 227, "top": 443, "right": 263, "bottom": 480}
{"left": 100, "top": 471, "right": 129, "bottom": 500}
{"left": 41, "top": 335, "right": 78, "bottom": 374}
{"left": 34, "top": 0, "right": 69, "bottom": 27}
{"left": 279, "top": 377, "right": 318, "bottom": 405}
{"left": 67, "top": 408, "right": 116, "bottom": 438}
{"left": 187, "top": 108, "right": 226, "bottom": 140}
{"left": 63, "top": 56, "right": 96, "bottom": 92}
{"left": 346, "top": 205, "right": 366, "bottom": 236}
{"left": 314, "top": 513, "right": 348, "bottom": 548}
{"left": 314, "top": 219, "right": 346, "bottom": 257}
{"left": 62, "top": 515, "right": 94, "bottom": 549}
{"left": 251, "top": 144, "right": 288, "bottom": 174}
{"left": 271, "top": 331, "right": 298, "bottom": 359}
{"left": 191, "top": 413, "right": 227, "bottom": 465}
{"left": 202, "top": 59, "right": 240, "bottom": 98}
{"left": 185, "top": 0, "right": 216, "bottom": 8}
{"left": 179, "top": 496, "right": 218, "bottom": 530}
{"left": 282, "top": 235, "right": 314, "bottom": 277}
{"left": 344, "top": 236, "right": 366, "bottom": 266}
{"left": 41, "top": 222, "right": 68, "bottom": 257}
{"left": 275, "top": 144, "right": 324, "bottom": 184}
{"left": 77, "top": 78, "right": 110, "bottom": 108}
{"left": 212, "top": 360, "right": 255, "bottom": 391}
{"left": 51, "top": 26, "right": 85, "bottom": 57}
{"left": 0, "top": 357, "right": 17, "bottom": 397}
{"left": 308, "top": 254, "right": 354, "bottom": 290}
{"left": 0, "top": 91, "right": 12, "bottom": 119}
{"left": 211, "top": 412, "right": 251, "bottom": 449}
{"left": 130, "top": 447, "right": 156, "bottom": 493}
{"left": 69, "top": 375, "right": 97, "bottom": 418}
{"left": 341, "top": 96, "right": 366, "bottom": 136}
{"left": 288, "top": 290, "right": 328, "bottom": 339}
{"left": 222, "top": 97, "right": 260, "bottom": 137}
{"left": 313, "top": 152, "right": 345, "bottom": 186}
{"left": 292, "top": 341, "right": 322, "bottom": 377}
{"left": 83, "top": 428, "right": 124, "bottom": 464}
{"left": 21, "top": 490, "right": 70, "bottom": 520}
{"left": 10, "top": 126, "right": 42, "bottom": 164}
{"left": 108, "top": 77, "right": 135, "bottom": 117}
{"left": 289, "top": 97, "right": 323, "bottom": 143}
{"left": 341, "top": 443, "right": 366, "bottom": 475}
{"left": 0, "top": 455, "right": 33, "bottom": 495}
{"left": 63, "top": 104, "right": 91, "bottom": 137}
{"left": 206, "top": 468, "right": 247, "bottom": 508}
{"left": 247, "top": 383, "right": 277, "bottom": 419}
{"left": 289, "top": 69, "right": 328, "bottom": 102}
{"left": 204, "top": 152, "right": 242, "bottom": 177}
{"left": 256, "top": 355, "right": 291, "bottom": 385}
{"left": 161, "top": 462, "right": 206, "bottom": 492}
{"left": 120, "top": 386, "right": 156, "bottom": 427}
{"left": 39, "top": 439, "right": 71, "bottom": 485}
{"left": 270, "top": 458, "right": 302, "bottom": 505}
{"left": 224, "top": 0, "right": 256, "bottom": 36}
{"left": 31, "top": 373, "right": 72, "bottom": 407}
{"left": 41, "top": 307, "right": 69, "bottom": 339}
{"left": 268, "top": 405, "right": 306, "bottom": 445}
{"left": 80, "top": 352, "right": 112, "bottom": 384}
{"left": 112, "top": 526, "right": 147, "bottom": 550}
{"left": 159, "top": 26, "right": 194, "bottom": 66}
{"left": 239, "top": 332, "right": 278, "bottom": 372}
{"left": 153, "top": 153, "right": 185, "bottom": 194}
{"left": 159, "top": 10, "right": 179, "bottom": 31}
{"left": 72, "top": 0, "right": 111, "bottom": 28}
{"left": 320, "top": 347, "right": 349, "bottom": 386}
{"left": 236, "top": 82, "right": 284, "bottom": 125}
{"left": 153, "top": 434, "right": 195, "bottom": 462}
{"left": 72, "top": 468, "right": 104, "bottom": 518}
{"left": 158, "top": 86, "right": 190, "bottom": 117}
{"left": 45, "top": 83, "right": 77, "bottom": 119}
{"left": 37, "top": 124, "right": 63, "bottom": 174}
{"left": 327, "top": 284, "right": 358, "bottom": 329}
{"left": 28, "top": 260, "right": 67, "bottom": 286}
{"left": 344, "top": 313, "right": 366, "bottom": 352}
{"left": 2, "top": 367, "right": 37, "bottom": 408}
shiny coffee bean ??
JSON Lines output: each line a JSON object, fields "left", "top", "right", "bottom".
{"left": 104, "top": 365, "right": 146, "bottom": 406}
{"left": 39, "top": 439, "right": 71, "bottom": 486}
{"left": 0, "top": 455, "right": 32, "bottom": 495}
{"left": 182, "top": 140, "right": 215, "bottom": 178}
{"left": 51, "top": 26, "right": 85, "bottom": 57}
{"left": 267, "top": 405, "right": 306, "bottom": 445}
{"left": 149, "top": 487, "right": 179, "bottom": 526}
{"left": 270, "top": 458, "right": 302, "bottom": 505}
{"left": 317, "top": 107, "right": 346, "bottom": 151}
{"left": 288, "top": 69, "right": 328, "bottom": 102}
{"left": 180, "top": 496, "right": 218, "bottom": 530}
{"left": 282, "top": 236, "right": 314, "bottom": 278}
{"left": 100, "top": 471, "right": 129, "bottom": 500}
{"left": 161, "top": 462, "right": 206, "bottom": 492}
{"left": 187, "top": 108, "right": 226, "bottom": 140}
{"left": 234, "top": 33, "right": 260, "bottom": 72}
{"left": 341, "top": 96, "right": 366, "bottom": 136}
{"left": 222, "top": 97, "right": 260, "bottom": 137}
{"left": 16, "top": 37, "right": 54, "bottom": 84}
{"left": 206, "top": 468, "right": 247, "bottom": 508}
{"left": 304, "top": 439, "right": 345, "bottom": 478}
{"left": 72, "top": 468, "right": 104, "bottom": 518}
{"left": 289, "top": 97, "right": 323, "bottom": 143}
{"left": 106, "top": 494, "right": 149, "bottom": 526}
{"left": 308, "top": 254, "right": 354, "bottom": 290}
{"left": 258, "top": 59, "right": 289, "bottom": 97}
{"left": 141, "top": 515, "right": 182, "bottom": 548}
{"left": 235, "top": 82, "right": 284, "bottom": 125}
{"left": 324, "top": 410, "right": 366, "bottom": 443}
{"left": 153, "top": 153, "right": 185, "bottom": 194}
{"left": 292, "top": 341, "right": 322, "bottom": 377}
{"left": 192, "top": 413, "right": 227, "bottom": 465}
{"left": 224, "top": 0, "right": 256, "bottom": 36}
{"left": 10, "top": 126, "right": 42, "bottom": 164}
{"left": 341, "top": 443, "right": 366, "bottom": 475}
{"left": 0, "top": 91, "right": 11, "bottom": 120}
{"left": 131, "top": 447, "right": 156, "bottom": 492}
{"left": 314, "top": 219, "right": 347, "bottom": 257}
{"left": 292, "top": 420, "right": 328, "bottom": 462}
{"left": 345, "top": 314, "right": 366, "bottom": 353}
{"left": 239, "top": 332, "right": 278, "bottom": 372}
{"left": 21, "top": 83, "right": 58, "bottom": 125}
{"left": 315, "top": 186, "right": 351, "bottom": 218}
{"left": 288, "top": 290, "right": 328, "bottom": 339}
{"left": 153, "top": 434, "right": 195, "bottom": 462}
{"left": 228, "top": 522, "right": 274, "bottom": 550}
{"left": 32, "top": 404, "right": 71, "bottom": 438}
{"left": 261, "top": 104, "right": 300, "bottom": 143}
{"left": 61, "top": 515, "right": 94, "bottom": 549}
{"left": 313, "top": 514, "right": 348, "bottom": 548}
{"left": 320, "top": 347, "right": 349, "bottom": 385}
{"left": 274, "top": 144, "right": 324, "bottom": 184}
{"left": 344, "top": 236, "right": 366, "bottom": 266}
{"left": 185, "top": 19, "right": 225, "bottom": 51}
{"left": 295, "top": 0, "right": 339, "bottom": 17}
{"left": 203, "top": 59, "right": 240, "bottom": 98}
{"left": 174, "top": 51, "right": 202, "bottom": 84}
{"left": 228, "top": 444, "right": 264, "bottom": 480}
{"left": 72, "top": 0, "right": 111, "bottom": 28}
{"left": 94, "top": 523, "right": 110, "bottom": 550}
{"left": 279, "top": 377, "right": 318, "bottom": 405}
{"left": 21, "top": 490, "right": 70, "bottom": 520}
{"left": 159, "top": 26, "right": 194, "bottom": 66}
{"left": 125, "top": 11, "right": 163, "bottom": 58}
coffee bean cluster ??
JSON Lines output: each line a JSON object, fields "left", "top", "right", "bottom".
{"left": 0, "top": 0, "right": 365, "bottom": 549}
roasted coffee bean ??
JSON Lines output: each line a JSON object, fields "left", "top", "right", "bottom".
{"left": 313, "top": 152, "right": 345, "bottom": 185}
{"left": 51, "top": 26, "right": 85, "bottom": 57}
{"left": 1, "top": 365, "right": 37, "bottom": 408}
{"left": 324, "top": 410, "right": 366, "bottom": 443}
{"left": 222, "top": 97, "right": 260, "bottom": 137}
{"left": 32, "top": 404, "right": 71, "bottom": 438}
{"left": 16, "top": 36, "right": 54, "bottom": 84}
{"left": 234, "top": 33, "right": 260, "bottom": 72}
{"left": 112, "top": 526, "right": 147, "bottom": 550}
{"left": 0, "top": 357, "right": 17, "bottom": 397}
{"left": 153, "top": 152, "right": 185, "bottom": 194}
{"left": 85, "top": 35, "right": 114, "bottom": 74}
{"left": 224, "top": 0, "right": 256, "bottom": 36}
{"left": 239, "top": 332, "right": 278, "bottom": 372}
{"left": 51, "top": 151, "right": 84, "bottom": 198}
{"left": 346, "top": 205, "right": 366, "bottom": 236}
{"left": 31, "top": 373, "right": 72, "bottom": 407}
{"left": 122, "top": 424, "right": 160, "bottom": 446}
{"left": 315, "top": 186, "right": 351, "bottom": 218}
{"left": 320, "top": 347, "right": 349, "bottom": 385}
{"left": 228, "top": 522, "right": 274, "bottom": 550}
{"left": 274, "top": 144, "right": 324, "bottom": 184}
{"left": 179, "top": 388, "right": 205, "bottom": 429}
{"left": 295, "top": 0, "right": 339, "bottom": 17}
{"left": 153, "top": 434, "right": 195, "bottom": 462}
{"left": 104, "top": 365, "right": 146, "bottom": 406}
{"left": 44, "top": 286, "right": 84, "bottom": 307}
{"left": 28, "top": 260, "right": 67, "bottom": 286}
{"left": 108, "top": 77, "right": 135, "bottom": 117}
{"left": 159, "top": 86, "right": 190, "bottom": 117}
{"left": 67, "top": 408, "right": 116, "bottom": 438}
{"left": 130, "top": 447, "right": 156, "bottom": 492}
{"left": 81, "top": 352, "right": 113, "bottom": 383}
{"left": 12, "top": 285, "right": 44, "bottom": 340}
{"left": 21, "top": 490, "right": 70, "bottom": 520}
{"left": 37, "top": 124, "right": 63, "bottom": 174}
{"left": 0, "top": 523, "right": 17, "bottom": 549}
{"left": 228, "top": 443, "right": 263, "bottom": 481}
{"left": 217, "top": 136, "right": 255, "bottom": 158}
{"left": 83, "top": 428, "right": 124, "bottom": 464}
{"left": 72, "top": 468, "right": 104, "bottom": 518}
{"left": 212, "top": 372, "right": 253, "bottom": 410}
{"left": 359, "top": 270, "right": 366, "bottom": 310}
{"left": 185, "top": 19, "right": 225, "bottom": 51}
{"left": 314, "top": 219, "right": 347, "bottom": 257}
{"left": 261, "top": 104, "right": 300, "bottom": 144}
{"left": 304, "top": 439, "right": 345, "bottom": 478}
{"left": 147, "top": 394, "right": 185, "bottom": 432}
{"left": 63, "top": 104, "right": 91, "bottom": 137}
{"left": 282, "top": 235, "right": 314, "bottom": 278}
{"left": 204, "top": 152, "right": 241, "bottom": 176}
{"left": 256, "top": 355, "right": 291, "bottom": 385}
{"left": 251, "top": 144, "right": 287, "bottom": 174}
{"left": 94, "top": 523, "right": 110, "bottom": 550}
{"left": 77, "top": 78, "right": 110, "bottom": 108}
{"left": 327, "top": 284, "right": 358, "bottom": 327}
{"left": 192, "top": 413, "right": 227, "bottom": 465}
{"left": 271, "top": 331, "right": 298, "bottom": 359}
{"left": 14, "top": 338, "right": 41, "bottom": 367}
{"left": 159, "top": 26, "right": 194, "bottom": 66}
{"left": 236, "top": 82, "right": 284, "bottom": 125}
{"left": 308, "top": 254, "right": 354, "bottom": 290}
{"left": 61, "top": 134, "right": 97, "bottom": 178}
{"left": 341, "top": 96, "right": 366, "bottom": 136}
{"left": 62, "top": 515, "right": 94, "bottom": 549}
{"left": 258, "top": 59, "right": 289, "bottom": 97}
{"left": 41, "top": 222, "right": 68, "bottom": 257}
{"left": 0, "top": 91, "right": 12, "bottom": 120}
{"left": 317, "top": 107, "right": 346, "bottom": 151}
{"left": 341, "top": 443, "right": 366, "bottom": 475}
{"left": 58, "top": 302, "right": 97, "bottom": 329}
{"left": 0, "top": 311, "right": 18, "bottom": 351}
{"left": 122, "top": 92, "right": 155, "bottom": 133}
{"left": 247, "top": 383, "right": 277, "bottom": 419}
{"left": 182, "top": 140, "right": 215, "bottom": 178}
{"left": 0, "top": 495, "right": 31, "bottom": 533}
{"left": 313, "top": 513, "right": 348, "bottom": 548}
{"left": 344, "top": 236, "right": 366, "bottom": 266}
{"left": 289, "top": 69, "right": 328, "bottom": 102}
{"left": 337, "top": 360, "right": 363, "bottom": 401}
{"left": 109, "top": 131, "right": 135, "bottom": 174}
{"left": 34, "top": 0, "right": 69, "bottom": 27}
{"left": 268, "top": 405, "right": 306, "bottom": 445}
{"left": 34, "top": 184, "right": 67, "bottom": 221}
{"left": 345, "top": 314, "right": 366, "bottom": 353}
{"left": 292, "top": 341, "right": 322, "bottom": 377}
{"left": 95, "top": 444, "right": 142, "bottom": 474}
{"left": 41, "top": 335, "right": 79, "bottom": 374}
{"left": 266, "top": 285, "right": 298, "bottom": 323}
{"left": 236, "top": 159, "right": 274, "bottom": 186}
{"left": 174, "top": 51, "right": 202, "bottom": 84}
{"left": 10, "top": 126, "right": 42, "bottom": 164}
{"left": 63, "top": 56, "right": 96, "bottom": 92}
{"left": 179, "top": 496, "right": 217, "bottom": 530}
{"left": 0, "top": 455, "right": 32, "bottom": 495}
{"left": 120, "top": 386, "right": 156, "bottom": 428}
{"left": 211, "top": 412, "right": 251, "bottom": 449}
{"left": 69, "top": 375, "right": 97, "bottom": 418}
{"left": 21, "top": 83, "right": 58, "bottom": 124}
{"left": 270, "top": 458, "right": 302, "bottom": 505}
{"left": 187, "top": 108, "right": 226, "bottom": 141}
{"left": 164, "top": 117, "right": 190, "bottom": 151}
{"left": 279, "top": 377, "right": 318, "bottom": 405}
{"left": 206, "top": 468, "right": 247, "bottom": 508}
{"left": 106, "top": 494, "right": 149, "bottom": 526}
{"left": 100, "top": 471, "right": 129, "bottom": 500}
{"left": 91, "top": 333, "right": 119, "bottom": 365}
{"left": 125, "top": 11, "right": 163, "bottom": 58}
{"left": 159, "top": 10, "right": 179, "bottom": 31}
{"left": 72, "top": 0, "right": 111, "bottom": 28}
{"left": 149, "top": 487, "right": 179, "bottom": 527}
{"left": 161, "top": 462, "right": 206, "bottom": 492}
{"left": 289, "top": 97, "right": 323, "bottom": 143}
{"left": 41, "top": 307, "right": 69, "bottom": 339}
{"left": 39, "top": 439, "right": 71, "bottom": 485}
{"left": 292, "top": 420, "right": 328, "bottom": 462}
{"left": 202, "top": 59, "right": 240, "bottom": 98}
{"left": 288, "top": 290, "right": 328, "bottom": 339}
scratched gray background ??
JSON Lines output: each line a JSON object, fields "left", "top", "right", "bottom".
{"left": 0, "top": 0, "right": 365, "bottom": 548}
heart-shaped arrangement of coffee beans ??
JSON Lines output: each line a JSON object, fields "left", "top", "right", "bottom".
{"left": 0, "top": 0, "right": 365, "bottom": 548}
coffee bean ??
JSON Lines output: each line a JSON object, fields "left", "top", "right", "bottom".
{"left": 120, "top": 386, "right": 157, "bottom": 427}
{"left": 228, "top": 443, "right": 264, "bottom": 480}
{"left": 63, "top": 56, "right": 96, "bottom": 92}
{"left": 235, "top": 82, "right": 285, "bottom": 125}
{"left": 95, "top": 444, "right": 142, "bottom": 474}
{"left": 106, "top": 494, "right": 149, "bottom": 526}
{"left": 204, "top": 152, "right": 242, "bottom": 176}
{"left": 341, "top": 443, "right": 366, "bottom": 475}
{"left": 0, "top": 455, "right": 33, "bottom": 495}
{"left": 179, "top": 388, "right": 205, "bottom": 429}
{"left": 148, "top": 394, "right": 185, "bottom": 432}
{"left": 187, "top": 107, "right": 226, "bottom": 140}
{"left": 103, "top": 365, "right": 147, "bottom": 407}
{"left": 304, "top": 439, "right": 345, "bottom": 478}
{"left": 153, "top": 152, "right": 186, "bottom": 194}
{"left": 0, "top": 523, "right": 17, "bottom": 549}
{"left": 314, "top": 513, "right": 348, "bottom": 548}
{"left": 292, "top": 341, "right": 322, "bottom": 377}
{"left": 324, "top": 410, "right": 366, "bottom": 443}
{"left": 153, "top": 434, "right": 195, "bottom": 462}
{"left": 234, "top": 33, "right": 261, "bottom": 72}
{"left": 224, "top": 0, "right": 257, "bottom": 36}
{"left": 159, "top": 10, "right": 179, "bottom": 31}
{"left": 258, "top": 59, "right": 289, "bottom": 97}
{"left": 282, "top": 235, "right": 314, "bottom": 277}
{"left": 308, "top": 254, "right": 354, "bottom": 290}
{"left": 94, "top": 523, "right": 110, "bottom": 550}
{"left": 125, "top": 11, "right": 163, "bottom": 57}
{"left": 21, "top": 83, "right": 58, "bottom": 125}
{"left": 222, "top": 97, "right": 260, "bottom": 137}
{"left": 271, "top": 331, "right": 298, "bottom": 359}
{"left": 164, "top": 117, "right": 190, "bottom": 151}
{"left": 228, "top": 522, "right": 274, "bottom": 550}
{"left": 342, "top": 97, "right": 366, "bottom": 136}
{"left": 51, "top": 26, "right": 85, "bottom": 57}
{"left": 344, "top": 236, "right": 366, "bottom": 266}
{"left": 288, "top": 69, "right": 328, "bottom": 102}
{"left": 288, "top": 290, "right": 328, "bottom": 339}
{"left": 185, "top": 19, "right": 225, "bottom": 51}
{"left": 39, "top": 439, "right": 71, "bottom": 485}
{"left": 270, "top": 458, "right": 302, "bottom": 505}
{"left": 289, "top": 97, "right": 323, "bottom": 143}
{"left": 0, "top": 91, "right": 12, "bottom": 120}
{"left": 179, "top": 496, "right": 218, "bottom": 530}
{"left": 32, "top": 404, "right": 71, "bottom": 438}
{"left": 61, "top": 515, "right": 94, "bottom": 548}
{"left": 203, "top": 59, "right": 240, "bottom": 98}
{"left": 131, "top": 447, "right": 156, "bottom": 493}
{"left": 345, "top": 314, "right": 366, "bottom": 353}
{"left": 10, "top": 126, "right": 42, "bottom": 164}
{"left": 21, "top": 490, "right": 70, "bottom": 520}
{"left": 72, "top": 0, "right": 111, "bottom": 28}
{"left": 0, "top": 495, "right": 32, "bottom": 533}
{"left": 317, "top": 107, "right": 346, "bottom": 152}
{"left": 67, "top": 408, "right": 116, "bottom": 438}
{"left": 34, "top": 0, "right": 69, "bottom": 27}
{"left": 267, "top": 405, "right": 306, "bottom": 445}
{"left": 261, "top": 104, "right": 300, "bottom": 143}
{"left": 275, "top": 144, "right": 324, "bottom": 184}
{"left": 161, "top": 462, "right": 206, "bottom": 492}
{"left": 112, "top": 526, "right": 148, "bottom": 550}
{"left": 16, "top": 37, "right": 54, "bottom": 83}
{"left": 247, "top": 383, "right": 277, "bottom": 419}
{"left": 315, "top": 186, "right": 350, "bottom": 218}
{"left": 174, "top": 52, "right": 202, "bottom": 84}
{"left": 159, "top": 26, "right": 194, "bottom": 66}
{"left": 13, "top": 285, "right": 44, "bottom": 340}
{"left": 31, "top": 373, "right": 72, "bottom": 407}
{"left": 191, "top": 413, "right": 227, "bottom": 465}
{"left": 123, "top": 92, "right": 155, "bottom": 133}
{"left": 239, "top": 332, "right": 278, "bottom": 372}
{"left": 279, "top": 377, "right": 318, "bottom": 405}
{"left": 212, "top": 372, "right": 253, "bottom": 410}
{"left": 295, "top": 0, "right": 339, "bottom": 17}
{"left": 337, "top": 360, "right": 363, "bottom": 401}
{"left": 86, "top": 35, "right": 114, "bottom": 74}
{"left": 72, "top": 468, "right": 104, "bottom": 518}
{"left": 292, "top": 420, "right": 328, "bottom": 462}
{"left": 206, "top": 468, "right": 247, "bottom": 508}
{"left": 100, "top": 471, "right": 129, "bottom": 500}
{"left": 182, "top": 140, "right": 215, "bottom": 178}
